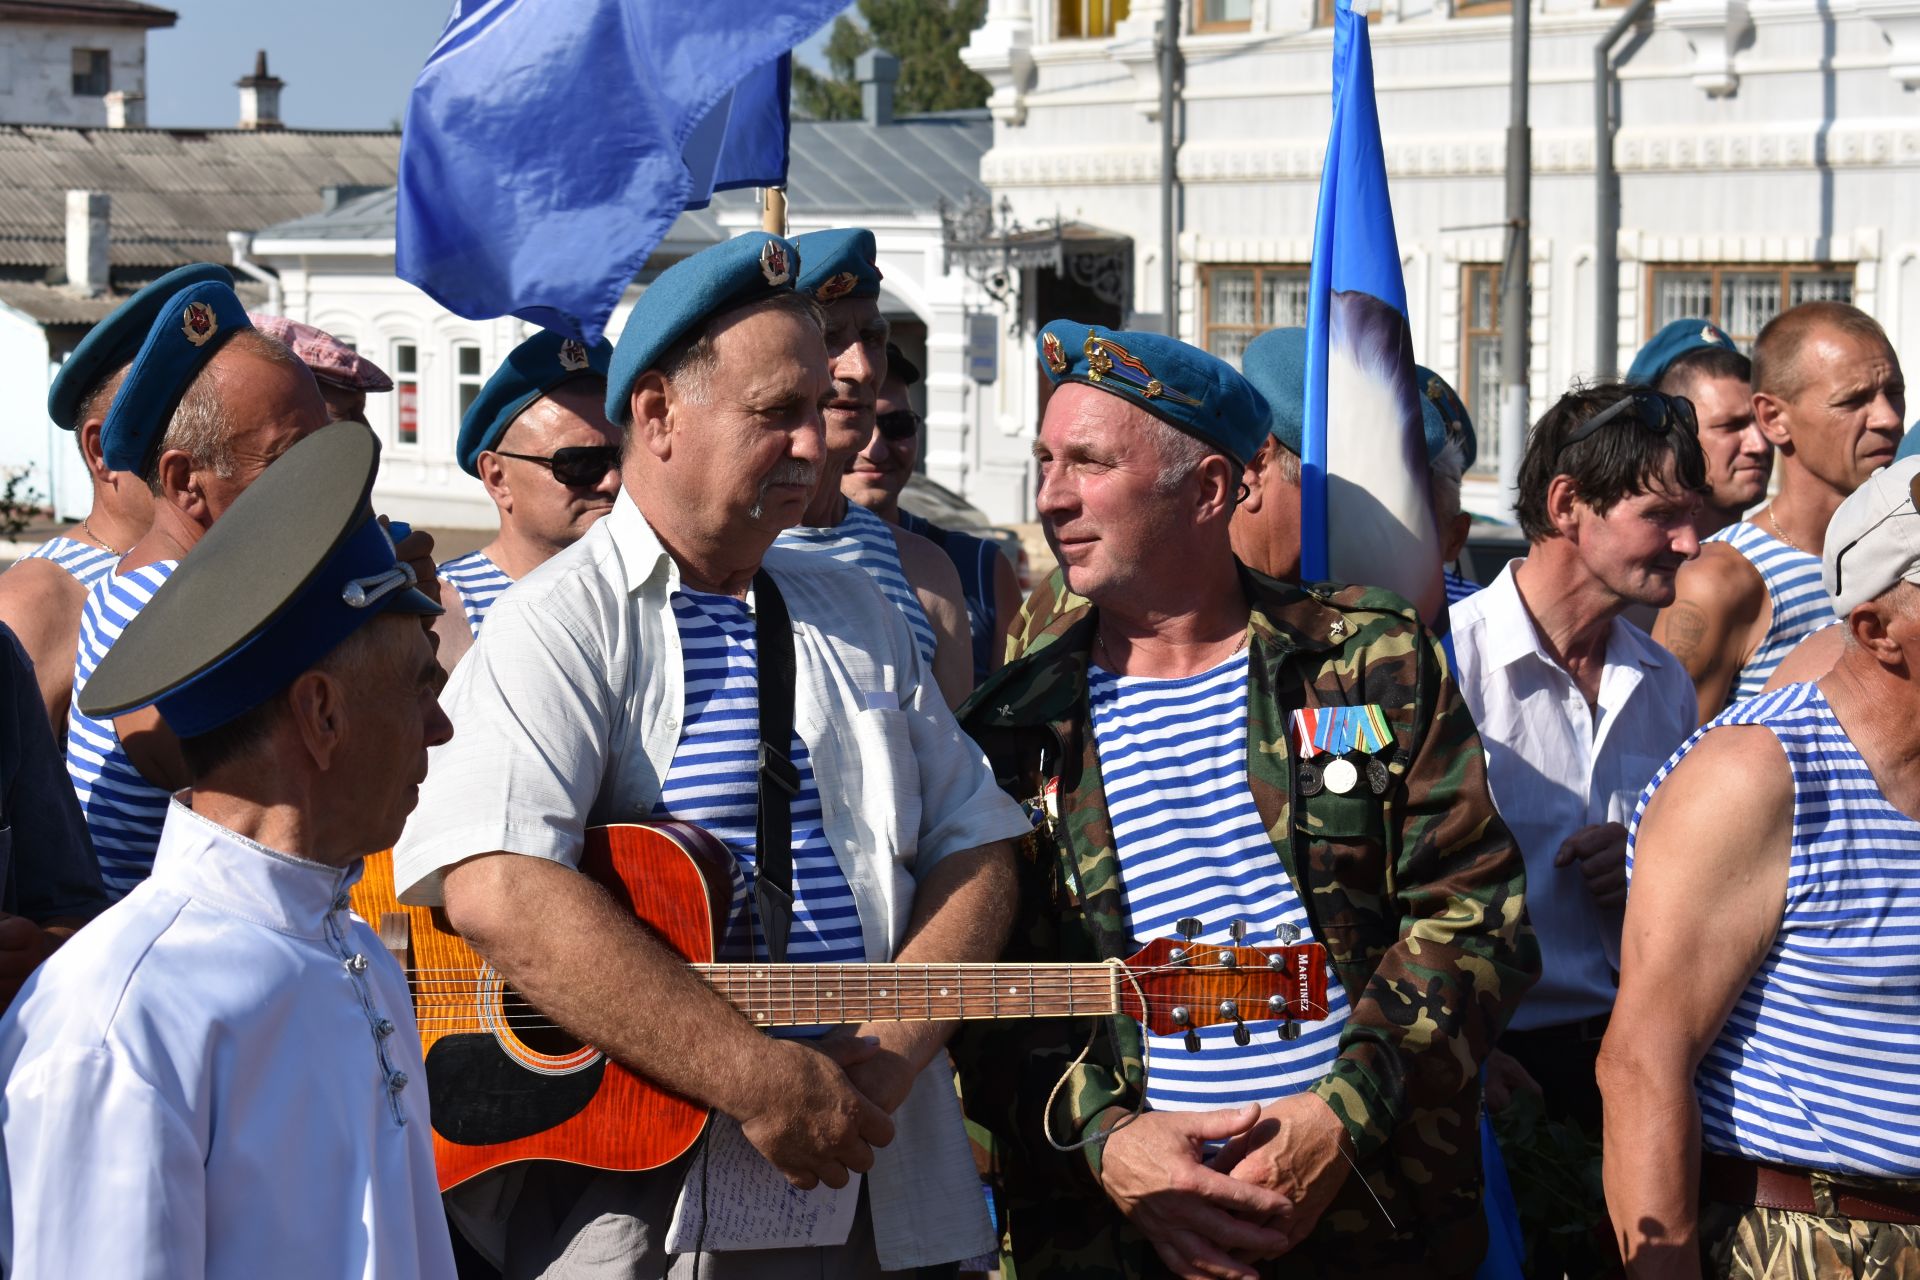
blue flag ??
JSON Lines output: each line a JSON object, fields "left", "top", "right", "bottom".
{"left": 1302, "top": 0, "right": 1443, "bottom": 625}
{"left": 396, "top": 0, "right": 844, "bottom": 344}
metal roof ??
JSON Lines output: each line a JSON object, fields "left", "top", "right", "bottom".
{"left": 0, "top": 125, "right": 400, "bottom": 271}
{"left": 0, "top": 276, "right": 267, "bottom": 325}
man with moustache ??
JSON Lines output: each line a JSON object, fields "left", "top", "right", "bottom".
{"left": 1653, "top": 303, "right": 1904, "bottom": 720}
{"left": 772, "top": 229, "right": 973, "bottom": 705}
{"left": 433, "top": 331, "right": 621, "bottom": 670}
{"left": 393, "top": 233, "right": 1030, "bottom": 1278}
{"left": 1628, "top": 319, "right": 1769, "bottom": 540}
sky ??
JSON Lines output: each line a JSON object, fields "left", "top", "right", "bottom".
{"left": 143, "top": 1, "right": 850, "bottom": 132}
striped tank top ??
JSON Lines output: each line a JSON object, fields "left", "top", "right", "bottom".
{"left": 1629, "top": 682, "right": 1920, "bottom": 1176}
{"left": 650, "top": 588, "right": 862, "bottom": 980}
{"left": 1088, "top": 652, "right": 1350, "bottom": 1113}
{"left": 776, "top": 504, "right": 937, "bottom": 669}
{"left": 438, "top": 549, "right": 514, "bottom": 636}
{"left": 1703, "top": 521, "right": 1837, "bottom": 707}
{"left": 900, "top": 511, "right": 1003, "bottom": 685}
{"left": 21, "top": 535, "right": 116, "bottom": 589}
{"left": 67, "top": 561, "right": 178, "bottom": 898}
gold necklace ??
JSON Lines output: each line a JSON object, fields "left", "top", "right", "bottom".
{"left": 1767, "top": 508, "right": 1803, "bottom": 554}
{"left": 77, "top": 517, "right": 123, "bottom": 556}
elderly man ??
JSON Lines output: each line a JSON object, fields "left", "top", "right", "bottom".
{"left": 434, "top": 331, "right": 621, "bottom": 668}
{"left": 393, "top": 232, "right": 1030, "bottom": 1278}
{"left": 957, "top": 321, "right": 1537, "bottom": 1280}
{"left": 1629, "top": 319, "right": 1768, "bottom": 540}
{"left": 250, "top": 313, "right": 395, "bottom": 426}
{"left": 1601, "top": 455, "right": 1920, "bottom": 1277}
{"left": 65, "top": 277, "right": 331, "bottom": 896}
{"left": 0, "top": 268, "right": 232, "bottom": 732}
{"left": 844, "top": 343, "right": 1023, "bottom": 685}
{"left": 1652, "top": 303, "right": 1903, "bottom": 721}
{"left": 0, "top": 421, "right": 454, "bottom": 1277}
{"left": 772, "top": 229, "right": 972, "bottom": 705}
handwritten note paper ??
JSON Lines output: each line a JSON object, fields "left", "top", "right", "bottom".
{"left": 665, "top": 1114, "right": 860, "bottom": 1252}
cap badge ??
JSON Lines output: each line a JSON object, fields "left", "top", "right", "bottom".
{"left": 760, "top": 239, "right": 791, "bottom": 287}
{"left": 1083, "top": 333, "right": 1200, "bottom": 406}
{"left": 1042, "top": 331, "right": 1069, "bottom": 375}
{"left": 815, "top": 271, "right": 858, "bottom": 303}
{"left": 181, "top": 301, "right": 218, "bottom": 347}
{"left": 1701, "top": 325, "right": 1723, "bottom": 345}
{"left": 558, "top": 338, "right": 590, "bottom": 372}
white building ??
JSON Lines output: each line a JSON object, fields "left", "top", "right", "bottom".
{"left": 959, "top": 0, "right": 1920, "bottom": 519}
{"left": 0, "top": 0, "right": 174, "bottom": 129}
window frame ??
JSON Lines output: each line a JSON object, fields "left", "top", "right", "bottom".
{"left": 453, "top": 341, "right": 485, "bottom": 427}
{"left": 1056, "top": 0, "right": 1130, "bottom": 39}
{"left": 1195, "top": 0, "right": 1253, "bottom": 33}
{"left": 70, "top": 48, "right": 110, "bottom": 97}
{"left": 390, "top": 339, "right": 421, "bottom": 452}
{"left": 1459, "top": 263, "right": 1503, "bottom": 476}
{"left": 1644, "top": 263, "right": 1856, "bottom": 349}
{"left": 1199, "top": 264, "right": 1312, "bottom": 368}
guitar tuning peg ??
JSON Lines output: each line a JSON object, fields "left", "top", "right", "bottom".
{"left": 1183, "top": 1027, "right": 1202, "bottom": 1053}
{"left": 1279, "top": 1019, "right": 1300, "bottom": 1042}
{"left": 1229, "top": 919, "right": 1248, "bottom": 945}
{"left": 1176, "top": 916, "right": 1203, "bottom": 941}
{"left": 1275, "top": 921, "right": 1300, "bottom": 944}
{"left": 1232, "top": 1021, "right": 1251, "bottom": 1047}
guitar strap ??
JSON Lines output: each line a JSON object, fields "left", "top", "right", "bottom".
{"left": 751, "top": 568, "right": 801, "bottom": 964}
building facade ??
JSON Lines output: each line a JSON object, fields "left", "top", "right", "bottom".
{"left": 0, "top": 0, "right": 175, "bottom": 128}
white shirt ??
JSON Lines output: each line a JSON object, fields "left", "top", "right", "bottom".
{"left": 1450, "top": 561, "right": 1697, "bottom": 1031}
{"left": 394, "top": 488, "right": 1030, "bottom": 1268}
{"left": 0, "top": 800, "right": 454, "bottom": 1280}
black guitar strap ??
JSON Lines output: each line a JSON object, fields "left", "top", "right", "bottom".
{"left": 751, "top": 569, "right": 800, "bottom": 964}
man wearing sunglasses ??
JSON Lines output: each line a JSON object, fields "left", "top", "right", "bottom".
{"left": 1652, "top": 303, "right": 1905, "bottom": 722}
{"left": 1449, "top": 382, "right": 1709, "bottom": 1273}
{"left": 437, "top": 331, "right": 621, "bottom": 670}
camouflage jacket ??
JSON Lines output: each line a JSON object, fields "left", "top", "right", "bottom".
{"left": 956, "top": 564, "right": 1539, "bottom": 1278}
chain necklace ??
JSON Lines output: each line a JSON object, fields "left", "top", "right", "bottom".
{"left": 1767, "top": 508, "right": 1803, "bottom": 554}
{"left": 76, "top": 517, "right": 123, "bottom": 557}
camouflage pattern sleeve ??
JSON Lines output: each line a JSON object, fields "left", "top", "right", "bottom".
{"left": 1002, "top": 566, "right": 1089, "bottom": 665}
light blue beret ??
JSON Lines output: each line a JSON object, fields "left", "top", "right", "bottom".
{"left": 604, "top": 232, "right": 801, "bottom": 426}
{"left": 457, "top": 331, "right": 613, "bottom": 476}
{"left": 100, "top": 279, "right": 254, "bottom": 475}
{"left": 1240, "top": 327, "right": 1306, "bottom": 455}
{"left": 1627, "top": 318, "right": 1739, "bottom": 386}
{"left": 1896, "top": 422, "right": 1920, "bottom": 463}
{"left": 792, "top": 227, "right": 881, "bottom": 303}
{"left": 1416, "top": 365, "right": 1476, "bottom": 470}
{"left": 1037, "top": 320, "right": 1270, "bottom": 467}
{"left": 49, "top": 262, "right": 235, "bottom": 431}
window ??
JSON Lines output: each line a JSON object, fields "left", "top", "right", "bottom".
{"left": 1461, "top": 264, "right": 1502, "bottom": 474}
{"left": 454, "top": 343, "right": 484, "bottom": 422}
{"left": 392, "top": 341, "right": 419, "bottom": 447}
{"left": 1197, "top": 0, "right": 1252, "bottom": 31}
{"left": 1647, "top": 265, "right": 1854, "bottom": 349}
{"left": 1201, "top": 265, "right": 1310, "bottom": 367}
{"left": 1058, "top": 0, "right": 1129, "bottom": 38}
{"left": 1316, "top": 0, "right": 1382, "bottom": 25}
{"left": 70, "top": 49, "right": 109, "bottom": 97}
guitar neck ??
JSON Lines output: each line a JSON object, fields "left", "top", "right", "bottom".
{"left": 694, "top": 962, "right": 1120, "bottom": 1027}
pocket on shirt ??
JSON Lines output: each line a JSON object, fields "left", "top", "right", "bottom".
{"left": 848, "top": 707, "right": 922, "bottom": 865}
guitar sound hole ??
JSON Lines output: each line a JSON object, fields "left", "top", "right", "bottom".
{"left": 501, "top": 986, "right": 584, "bottom": 1057}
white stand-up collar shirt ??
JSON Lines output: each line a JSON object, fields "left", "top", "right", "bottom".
{"left": 1450, "top": 561, "right": 1697, "bottom": 1032}
{"left": 0, "top": 800, "right": 454, "bottom": 1280}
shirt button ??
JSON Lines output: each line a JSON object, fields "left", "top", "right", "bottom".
{"left": 665, "top": 715, "right": 680, "bottom": 731}
{"left": 345, "top": 954, "right": 369, "bottom": 975}
{"left": 375, "top": 1018, "right": 396, "bottom": 1038}
{"left": 388, "top": 1071, "right": 409, "bottom": 1093}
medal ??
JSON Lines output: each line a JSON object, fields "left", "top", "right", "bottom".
{"left": 1298, "top": 760, "right": 1323, "bottom": 797}
{"left": 1367, "top": 758, "right": 1390, "bottom": 795}
{"left": 1323, "top": 757, "right": 1359, "bottom": 795}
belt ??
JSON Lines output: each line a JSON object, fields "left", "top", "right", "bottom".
{"left": 1700, "top": 1153, "right": 1920, "bottom": 1226}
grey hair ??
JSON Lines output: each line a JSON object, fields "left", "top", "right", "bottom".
{"left": 1428, "top": 434, "right": 1467, "bottom": 530}
{"left": 1272, "top": 441, "right": 1302, "bottom": 485}
{"left": 657, "top": 291, "right": 825, "bottom": 406}
{"left": 143, "top": 328, "right": 302, "bottom": 491}
{"left": 1137, "top": 413, "right": 1241, "bottom": 502}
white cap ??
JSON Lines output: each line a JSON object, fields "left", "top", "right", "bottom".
{"left": 1823, "top": 456, "right": 1920, "bottom": 614}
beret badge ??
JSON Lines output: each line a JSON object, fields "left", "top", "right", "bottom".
{"left": 759, "top": 239, "right": 791, "bottom": 287}
{"left": 1701, "top": 325, "right": 1722, "bottom": 345}
{"left": 558, "top": 338, "right": 590, "bottom": 372}
{"left": 1084, "top": 332, "right": 1200, "bottom": 406}
{"left": 181, "top": 301, "right": 218, "bottom": 348}
{"left": 814, "top": 271, "right": 858, "bottom": 303}
{"left": 1041, "top": 330, "right": 1069, "bottom": 375}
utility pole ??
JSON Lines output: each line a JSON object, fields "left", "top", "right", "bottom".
{"left": 1594, "top": 0, "right": 1655, "bottom": 378}
{"left": 1160, "top": 0, "right": 1181, "bottom": 336}
{"left": 1497, "top": 0, "right": 1531, "bottom": 517}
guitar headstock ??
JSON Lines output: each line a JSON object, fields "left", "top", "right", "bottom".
{"left": 1119, "top": 936, "right": 1330, "bottom": 1039}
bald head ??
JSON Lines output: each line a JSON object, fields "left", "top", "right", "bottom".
{"left": 1752, "top": 301, "right": 1893, "bottom": 402}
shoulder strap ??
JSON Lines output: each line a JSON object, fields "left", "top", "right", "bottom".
{"left": 751, "top": 568, "right": 800, "bottom": 963}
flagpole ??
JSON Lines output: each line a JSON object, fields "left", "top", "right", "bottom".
{"left": 762, "top": 187, "right": 788, "bottom": 236}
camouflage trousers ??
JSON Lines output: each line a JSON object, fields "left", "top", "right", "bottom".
{"left": 1701, "top": 1200, "right": 1920, "bottom": 1280}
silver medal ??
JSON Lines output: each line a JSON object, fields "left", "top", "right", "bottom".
{"left": 1323, "top": 757, "right": 1359, "bottom": 795}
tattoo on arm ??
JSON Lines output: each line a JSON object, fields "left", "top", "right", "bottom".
{"left": 1662, "top": 603, "right": 1711, "bottom": 666}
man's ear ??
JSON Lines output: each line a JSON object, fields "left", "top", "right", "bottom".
{"left": 285, "top": 669, "right": 349, "bottom": 772}
{"left": 78, "top": 421, "right": 112, "bottom": 483}
{"left": 476, "top": 451, "right": 512, "bottom": 508}
{"left": 1545, "top": 472, "right": 1583, "bottom": 538}
{"left": 1752, "top": 391, "right": 1792, "bottom": 449}
{"left": 630, "top": 373, "right": 673, "bottom": 461}
{"left": 1193, "top": 454, "right": 1237, "bottom": 523}
{"left": 1238, "top": 441, "right": 1270, "bottom": 514}
{"left": 152, "top": 450, "right": 204, "bottom": 520}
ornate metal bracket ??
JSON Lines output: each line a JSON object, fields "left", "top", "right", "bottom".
{"left": 939, "top": 195, "right": 1133, "bottom": 328}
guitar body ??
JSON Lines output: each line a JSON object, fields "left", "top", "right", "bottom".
{"left": 353, "top": 824, "right": 733, "bottom": 1191}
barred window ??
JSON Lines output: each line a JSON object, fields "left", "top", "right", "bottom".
{"left": 1648, "top": 265, "right": 1854, "bottom": 350}
{"left": 1198, "top": 0, "right": 1252, "bottom": 31}
{"left": 392, "top": 341, "right": 419, "bottom": 448}
{"left": 1461, "top": 264, "right": 1502, "bottom": 475}
{"left": 1201, "top": 265, "right": 1310, "bottom": 368}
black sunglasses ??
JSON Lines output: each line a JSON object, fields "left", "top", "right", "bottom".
{"left": 495, "top": 445, "right": 621, "bottom": 487}
{"left": 1554, "top": 389, "right": 1697, "bottom": 463}
{"left": 874, "top": 409, "right": 922, "bottom": 442}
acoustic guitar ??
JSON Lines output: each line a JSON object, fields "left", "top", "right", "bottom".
{"left": 352, "top": 823, "right": 1331, "bottom": 1192}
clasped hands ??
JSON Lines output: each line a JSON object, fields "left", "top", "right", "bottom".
{"left": 734, "top": 1022, "right": 929, "bottom": 1193}
{"left": 1097, "top": 1091, "right": 1353, "bottom": 1280}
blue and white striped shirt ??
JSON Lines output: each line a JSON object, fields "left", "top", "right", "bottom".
{"left": 1443, "top": 566, "right": 1482, "bottom": 606}
{"left": 438, "top": 550, "right": 514, "bottom": 637}
{"left": 776, "top": 504, "right": 937, "bottom": 669}
{"left": 1703, "top": 521, "right": 1837, "bottom": 708}
{"left": 1088, "top": 652, "right": 1350, "bottom": 1113}
{"left": 1630, "top": 682, "right": 1920, "bottom": 1176}
{"left": 650, "top": 589, "right": 863, "bottom": 977}
{"left": 66, "top": 562, "right": 177, "bottom": 898}
{"left": 21, "top": 535, "right": 116, "bottom": 590}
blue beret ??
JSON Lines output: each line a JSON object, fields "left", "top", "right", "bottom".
{"left": 1037, "top": 321, "right": 1270, "bottom": 467}
{"left": 1240, "top": 327, "right": 1306, "bottom": 455}
{"left": 1415, "top": 365, "right": 1476, "bottom": 470}
{"left": 1627, "top": 318, "right": 1739, "bottom": 386}
{"left": 48, "top": 262, "right": 234, "bottom": 431}
{"left": 792, "top": 227, "right": 881, "bottom": 303}
{"left": 100, "top": 279, "right": 254, "bottom": 474}
{"left": 1897, "top": 422, "right": 1920, "bottom": 463}
{"left": 458, "top": 331, "right": 613, "bottom": 476}
{"left": 76, "top": 421, "right": 439, "bottom": 738}
{"left": 605, "top": 232, "right": 801, "bottom": 426}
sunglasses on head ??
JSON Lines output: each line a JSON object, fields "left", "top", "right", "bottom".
{"left": 1553, "top": 388, "right": 1698, "bottom": 464}
{"left": 495, "top": 445, "right": 621, "bottom": 487}
{"left": 874, "top": 409, "right": 922, "bottom": 442}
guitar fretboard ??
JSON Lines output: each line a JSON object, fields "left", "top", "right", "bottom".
{"left": 694, "top": 963, "right": 1120, "bottom": 1026}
